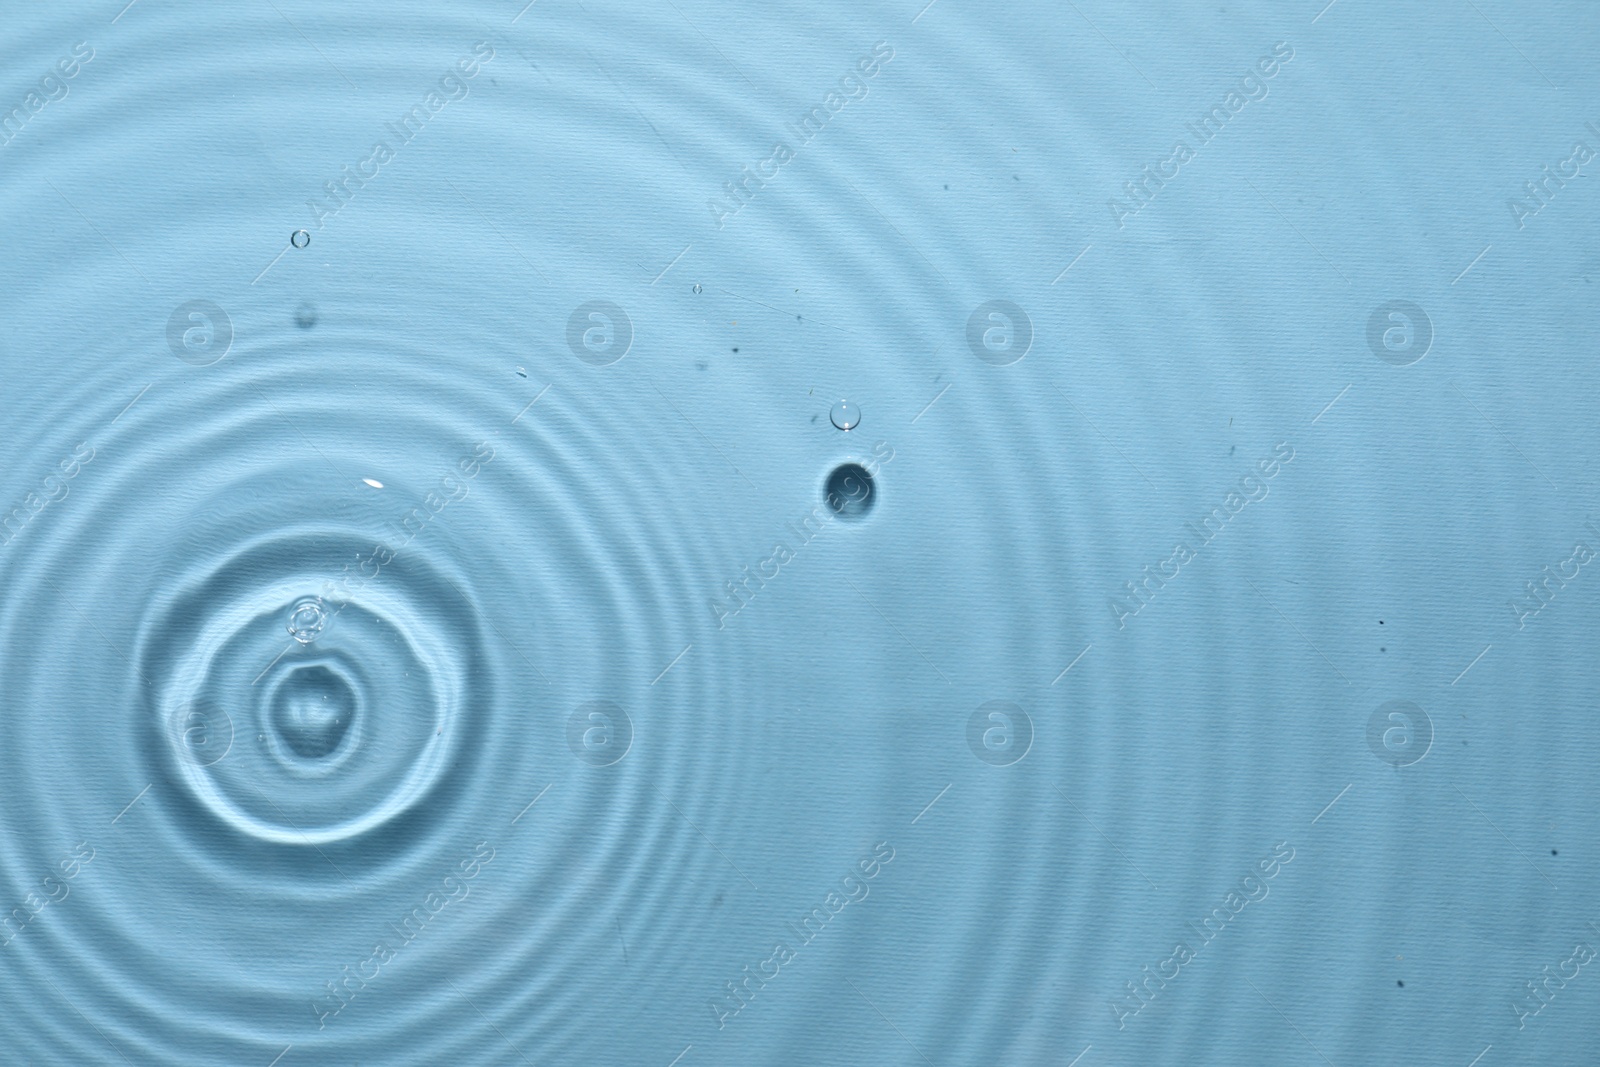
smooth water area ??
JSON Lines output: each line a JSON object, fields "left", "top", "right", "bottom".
{"left": 1, "top": 2, "right": 1598, "bottom": 1064}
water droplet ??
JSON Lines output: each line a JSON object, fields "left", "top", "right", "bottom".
{"left": 287, "top": 596, "right": 327, "bottom": 645}
{"left": 291, "top": 229, "right": 311, "bottom": 249}
{"left": 830, "top": 400, "right": 861, "bottom": 431}
{"left": 825, "top": 463, "right": 875, "bottom": 520}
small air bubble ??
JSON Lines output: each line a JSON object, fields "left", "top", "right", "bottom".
{"left": 830, "top": 400, "right": 861, "bottom": 431}
{"left": 291, "top": 229, "right": 311, "bottom": 249}
{"left": 287, "top": 596, "right": 327, "bottom": 645}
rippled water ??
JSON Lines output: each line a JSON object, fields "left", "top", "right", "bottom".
{"left": 3, "top": 2, "right": 1599, "bottom": 1064}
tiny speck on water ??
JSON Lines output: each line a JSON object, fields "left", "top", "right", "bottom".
{"left": 693, "top": 284, "right": 702, "bottom": 294}
{"left": 1397, "top": 981, "right": 1404, "bottom": 987}
{"left": 732, "top": 347, "right": 739, "bottom": 353}
{"left": 291, "top": 229, "right": 311, "bottom": 249}
{"left": 516, "top": 367, "right": 527, "bottom": 378}
{"left": 1552, "top": 849, "right": 1558, "bottom": 855}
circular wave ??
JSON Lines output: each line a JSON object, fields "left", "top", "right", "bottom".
{"left": 1, "top": 1, "right": 1589, "bottom": 1065}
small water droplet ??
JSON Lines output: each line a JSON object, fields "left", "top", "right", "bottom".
{"left": 287, "top": 596, "right": 327, "bottom": 645}
{"left": 830, "top": 400, "right": 861, "bottom": 431}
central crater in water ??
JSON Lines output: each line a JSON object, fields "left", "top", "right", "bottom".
{"left": 270, "top": 664, "right": 356, "bottom": 759}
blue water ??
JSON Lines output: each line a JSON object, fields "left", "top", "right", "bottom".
{"left": 2, "top": 2, "right": 1598, "bottom": 1064}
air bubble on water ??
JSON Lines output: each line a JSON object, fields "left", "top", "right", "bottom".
{"left": 287, "top": 596, "right": 327, "bottom": 645}
{"left": 830, "top": 400, "right": 861, "bottom": 431}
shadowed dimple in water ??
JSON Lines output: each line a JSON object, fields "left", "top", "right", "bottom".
{"left": 825, "top": 463, "right": 875, "bottom": 520}
{"left": 271, "top": 664, "right": 355, "bottom": 759}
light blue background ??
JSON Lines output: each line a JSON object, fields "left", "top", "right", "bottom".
{"left": 0, "top": 2, "right": 1596, "bottom": 1064}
